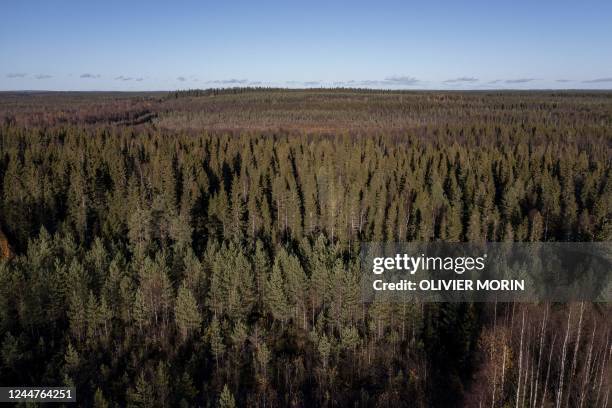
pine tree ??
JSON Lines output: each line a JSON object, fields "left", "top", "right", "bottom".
{"left": 132, "top": 288, "right": 149, "bottom": 333}
{"left": 86, "top": 291, "right": 101, "bottom": 343}
{"left": 67, "top": 163, "right": 89, "bottom": 243}
{"left": 276, "top": 248, "right": 307, "bottom": 327}
{"left": 64, "top": 342, "right": 79, "bottom": 381}
{"left": 340, "top": 325, "right": 360, "bottom": 353}
{"left": 308, "top": 234, "right": 331, "bottom": 326}
{"left": 68, "top": 291, "right": 86, "bottom": 342}
{"left": 218, "top": 384, "right": 236, "bottom": 408}
{"left": 253, "top": 240, "right": 270, "bottom": 308}
{"left": 318, "top": 333, "right": 332, "bottom": 369}
{"left": 93, "top": 388, "right": 109, "bottom": 408}
{"left": 127, "top": 205, "right": 152, "bottom": 260}
{"left": 208, "top": 316, "right": 225, "bottom": 366}
{"left": 466, "top": 208, "right": 482, "bottom": 243}
{"left": 154, "top": 361, "right": 169, "bottom": 407}
{"left": 175, "top": 283, "right": 202, "bottom": 341}
{"left": 529, "top": 209, "right": 544, "bottom": 242}
{"left": 127, "top": 371, "right": 153, "bottom": 407}
{"left": 445, "top": 203, "right": 463, "bottom": 242}
{"left": 265, "top": 260, "right": 290, "bottom": 324}
{"left": 229, "top": 174, "right": 246, "bottom": 242}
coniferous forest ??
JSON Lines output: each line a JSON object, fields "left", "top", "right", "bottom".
{"left": 0, "top": 89, "right": 610, "bottom": 407}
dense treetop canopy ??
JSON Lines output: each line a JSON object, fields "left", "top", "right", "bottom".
{"left": 0, "top": 90, "right": 609, "bottom": 407}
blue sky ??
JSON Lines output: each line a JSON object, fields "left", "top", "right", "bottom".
{"left": 1, "top": 0, "right": 611, "bottom": 90}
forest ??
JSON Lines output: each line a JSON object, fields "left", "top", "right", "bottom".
{"left": 0, "top": 89, "right": 610, "bottom": 407}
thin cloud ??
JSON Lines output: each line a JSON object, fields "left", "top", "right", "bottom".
{"left": 333, "top": 80, "right": 356, "bottom": 86}
{"left": 6, "top": 73, "right": 27, "bottom": 78}
{"left": 332, "top": 77, "right": 420, "bottom": 87}
{"left": 444, "top": 77, "right": 478, "bottom": 83}
{"left": 303, "top": 81, "right": 321, "bottom": 86}
{"left": 360, "top": 80, "right": 387, "bottom": 86}
{"left": 115, "top": 76, "right": 133, "bottom": 81}
{"left": 331, "top": 80, "right": 367, "bottom": 86}
{"left": 487, "top": 80, "right": 502, "bottom": 84}
{"left": 555, "top": 79, "right": 573, "bottom": 82}
{"left": 135, "top": 77, "right": 143, "bottom": 82}
{"left": 208, "top": 78, "right": 249, "bottom": 85}
{"left": 582, "top": 77, "right": 612, "bottom": 83}
{"left": 35, "top": 74, "right": 52, "bottom": 79}
{"left": 80, "top": 73, "right": 100, "bottom": 79}
{"left": 384, "top": 75, "right": 419, "bottom": 85}
{"left": 177, "top": 76, "right": 187, "bottom": 82}
{"left": 505, "top": 78, "right": 536, "bottom": 84}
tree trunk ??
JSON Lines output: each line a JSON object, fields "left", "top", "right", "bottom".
{"left": 578, "top": 324, "right": 596, "bottom": 408}
{"left": 533, "top": 304, "right": 548, "bottom": 408}
{"left": 566, "top": 301, "right": 584, "bottom": 407}
{"left": 516, "top": 309, "right": 525, "bottom": 408}
{"left": 541, "top": 334, "right": 557, "bottom": 408}
{"left": 555, "top": 307, "right": 572, "bottom": 408}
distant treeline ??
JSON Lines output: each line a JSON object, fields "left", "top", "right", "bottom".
{"left": 166, "top": 87, "right": 612, "bottom": 99}
{"left": 3, "top": 89, "right": 611, "bottom": 132}
{"left": 165, "top": 87, "right": 475, "bottom": 99}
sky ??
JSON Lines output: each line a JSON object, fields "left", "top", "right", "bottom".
{"left": 1, "top": 0, "right": 612, "bottom": 91}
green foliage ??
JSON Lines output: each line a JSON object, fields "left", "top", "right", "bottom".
{"left": 0, "top": 90, "right": 610, "bottom": 406}
{"left": 174, "top": 283, "right": 202, "bottom": 341}
{"left": 218, "top": 384, "right": 236, "bottom": 408}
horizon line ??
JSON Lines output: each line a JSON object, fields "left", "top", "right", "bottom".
{"left": 2, "top": 87, "right": 612, "bottom": 93}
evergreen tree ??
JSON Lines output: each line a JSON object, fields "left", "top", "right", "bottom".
{"left": 218, "top": 384, "right": 236, "bottom": 408}
{"left": 264, "top": 261, "right": 290, "bottom": 324}
{"left": 175, "top": 283, "right": 202, "bottom": 341}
